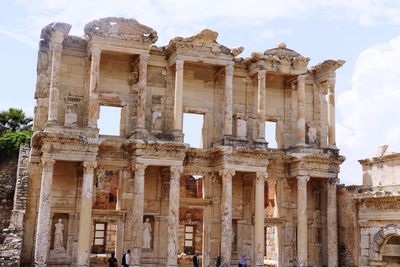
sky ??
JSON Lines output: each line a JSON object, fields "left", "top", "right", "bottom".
{"left": 1, "top": 0, "right": 400, "bottom": 185}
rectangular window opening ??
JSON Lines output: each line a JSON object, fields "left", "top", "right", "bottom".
{"left": 98, "top": 106, "right": 122, "bottom": 136}
{"left": 183, "top": 113, "right": 204, "bottom": 148}
{"left": 265, "top": 121, "right": 278, "bottom": 148}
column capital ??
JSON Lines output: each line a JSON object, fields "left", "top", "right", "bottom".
{"left": 170, "top": 165, "right": 183, "bottom": 177}
{"left": 41, "top": 158, "right": 55, "bottom": 172}
{"left": 297, "top": 74, "right": 307, "bottom": 83}
{"left": 258, "top": 68, "right": 266, "bottom": 78}
{"left": 89, "top": 46, "right": 101, "bottom": 58}
{"left": 297, "top": 175, "right": 310, "bottom": 183}
{"left": 83, "top": 161, "right": 97, "bottom": 173}
{"left": 134, "top": 163, "right": 147, "bottom": 175}
{"left": 256, "top": 171, "right": 268, "bottom": 182}
{"left": 327, "top": 77, "right": 335, "bottom": 93}
{"left": 225, "top": 62, "right": 234, "bottom": 76}
{"left": 139, "top": 53, "right": 150, "bottom": 62}
{"left": 51, "top": 41, "right": 63, "bottom": 53}
{"left": 328, "top": 177, "right": 339, "bottom": 188}
{"left": 219, "top": 169, "right": 235, "bottom": 180}
{"left": 175, "top": 59, "right": 184, "bottom": 70}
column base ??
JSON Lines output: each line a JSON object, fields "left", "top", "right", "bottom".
{"left": 254, "top": 138, "right": 268, "bottom": 150}
{"left": 173, "top": 130, "right": 184, "bottom": 142}
{"left": 130, "top": 128, "right": 149, "bottom": 139}
{"left": 296, "top": 142, "right": 307, "bottom": 147}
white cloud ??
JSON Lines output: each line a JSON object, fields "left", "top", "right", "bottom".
{"left": 0, "top": 25, "right": 36, "bottom": 48}
{"left": 4, "top": 0, "right": 400, "bottom": 48}
{"left": 337, "top": 36, "right": 400, "bottom": 185}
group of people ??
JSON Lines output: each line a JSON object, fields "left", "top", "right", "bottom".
{"left": 109, "top": 251, "right": 246, "bottom": 267}
{"left": 107, "top": 250, "right": 130, "bottom": 267}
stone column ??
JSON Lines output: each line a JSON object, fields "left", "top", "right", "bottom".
{"left": 297, "top": 75, "right": 306, "bottom": 145}
{"left": 47, "top": 42, "right": 63, "bottom": 123}
{"left": 34, "top": 158, "right": 55, "bottom": 267}
{"left": 76, "top": 161, "right": 97, "bottom": 266}
{"left": 173, "top": 60, "right": 184, "bottom": 134}
{"left": 257, "top": 69, "right": 266, "bottom": 141}
{"left": 327, "top": 178, "right": 338, "bottom": 267}
{"left": 131, "top": 164, "right": 146, "bottom": 267}
{"left": 88, "top": 47, "right": 101, "bottom": 128}
{"left": 255, "top": 171, "right": 268, "bottom": 266}
{"left": 167, "top": 166, "right": 183, "bottom": 267}
{"left": 327, "top": 78, "right": 336, "bottom": 147}
{"left": 219, "top": 169, "right": 235, "bottom": 267}
{"left": 297, "top": 175, "right": 309, "bottom": 267}
{"left": 224, "top": 62, "right": 234, "bottom": 136}
{"left": 136, "top": 54, "right": 150, "bottom": 131}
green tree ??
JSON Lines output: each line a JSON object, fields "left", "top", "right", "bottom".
{"left": 0, "top": 108, "right": 32, "bottom": 134}
{"left": 0, "top": 108, "right": 32, "bottom": 161}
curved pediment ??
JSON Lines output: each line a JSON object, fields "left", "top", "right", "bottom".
{"left": 166, "top": 29, "right": 244, "bottom": 60}
{"left": 84, "top": 17, "right": 158, "bottom": 44}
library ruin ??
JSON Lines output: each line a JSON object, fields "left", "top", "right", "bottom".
{"left": 11, "top": 17, "right": 350, "bottom": 266}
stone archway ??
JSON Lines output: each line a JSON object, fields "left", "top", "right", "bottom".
{"left": 369, "top": 224, "right": 400, "bottom": 263}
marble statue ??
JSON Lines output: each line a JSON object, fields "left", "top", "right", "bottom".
{"left": 143, "top": 217, "right": 152, "bottom": 248}
{"left": 54, "top": 218, "right": 65, "bottom": 250}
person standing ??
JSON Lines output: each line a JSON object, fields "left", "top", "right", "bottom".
{"left": 216, "top": 255, "right": 221, "bottom": 267}
{"left": 238, "top": 255, "right": 246, "bottom": 267}
{"left": 193, "top": 253, "right": 199, "bottom": 267}
{"left": 121, "top": 250, "right": 130, "bottom": 267}
{"left": 108, "top": 252, "right": 118, "bottom": 267}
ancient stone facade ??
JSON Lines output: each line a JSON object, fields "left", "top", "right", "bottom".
{"left": 20, "top": 17, "right": 344, "bottom": 267}
{"left": 338, "top": 147, "right": 400, "bottom": 267}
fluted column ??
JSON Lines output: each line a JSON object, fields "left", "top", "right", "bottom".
{"left": 131, "top": 164, "right": 146, "bottom": 267}
{"left": 327, "top": 178, "right": 338, "bottom": 267}
{"left": 167, "top": 166, "right": 183, "bottom": 267}
{"left": 297, "top": 175, "right": 309, "bottom": 267}
{"left": 224, "top": 62, "right": 234, "bottom": 136}
{"left": 47, "top": 41, "right": 63, "bottom": 123}
{"left": 255, "top": 171, "right": 268, "bottom": 266}
{"left": 88, "top": 47, "right": 101, "bottom": 128}
{"left": 136, "top": 54, "right": 150, "bottom": 130}
{"left": 297, "top": 75, "right": 306, "bottom": 145}
{"left": 257, "top": 69, "right": 266, "bottom": 141}
{"left": 34, "top": 158, "right": 55, "bottom": 267}
{"left": 76, "top": 161, "right": 97, "bottom": 266}
{"left": 220, "top": 169, "right": 235, "bottom": 267}
{"left": 173, "top": 60, "right": 184, "bottom": 134}
{"left": 327, "top": 78, "right": 336, "bottom": 147}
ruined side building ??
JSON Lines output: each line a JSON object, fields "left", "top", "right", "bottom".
{"left": 21, "top": 17, "right": 345, "bottom": 267}
{"left": 338, "top": 146, "right": 400, "bottom": 267}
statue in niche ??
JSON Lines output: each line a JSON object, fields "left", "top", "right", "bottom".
{"left": 143, "top": 217, "right": 152, "bottom": 248}
{"left": 54, "top": 218, "right": 65, "bottom": 250}
{"left": 306, "top": 121, "right": 318, "bottom": 144}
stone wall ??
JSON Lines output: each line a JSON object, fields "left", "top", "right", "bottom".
{"left": 337, "top": 185, "right": 360, "bottom": 267}
{"left": 0, "top": 145, "right": 30, "bottom": 267}
{"left": 0, "top": 156, "right": 18, "bottom": 239}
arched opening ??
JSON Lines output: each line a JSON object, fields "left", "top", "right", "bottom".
{"left": 369, "top": 225, "right": 400, "bottom": 266}
{"left": 381, "top": 235, "right": 400, "bottom": 265}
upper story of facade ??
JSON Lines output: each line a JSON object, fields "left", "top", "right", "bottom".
{"left": 359, "top": 145, "right": 400, "bottom": 189}
{"left": 33, "top": 17, "right": 344, "bottom": 151}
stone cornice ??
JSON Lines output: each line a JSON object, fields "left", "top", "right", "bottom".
{"left": 41, "top": 22, "right": 71, "bottom": 43}
{"left": 358, "top": 151, "right": 400, "bottom": 166}
{"left": 311, "top": 59, "right": 345, "bottom": 79}
{"left": 32, "top": 131, "right": 102, "bottom": 148}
